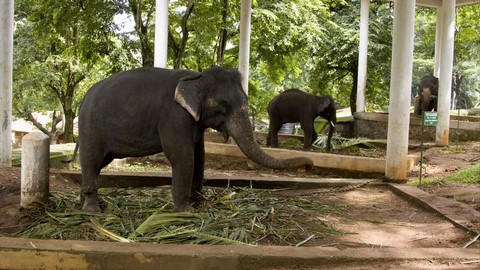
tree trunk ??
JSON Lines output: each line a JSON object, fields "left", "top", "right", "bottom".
{"left": 169, "top": 0, "right": 194, "bottom": 69}
{"left": 63, "top": 94, "right": 74, "bottom": 143}
{"left": 130, "top": 0, "right": 154, "bottom": 67}
{"left": 216, "top": 0, "right": 228, "bottom": 65}
{"left": 350, "top": 64, "right": 358, "bottom": 113}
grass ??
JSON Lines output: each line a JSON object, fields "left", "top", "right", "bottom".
{"left": 411, "top": 163, "right": 480, "bottom": 186}
{"left": 13, "top": 186, "right": 346, "bottom": 246}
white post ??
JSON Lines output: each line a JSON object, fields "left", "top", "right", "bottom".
{"left": 433, "top": 7, "right": 443, "bottom": 77}
{"left": 385, "top": 0, "right": 416, "bottom": 180}
{"left": 356, "top": 0, "right": 370, "bottom": 113}
{"left": 21, "top": 132, "right": 50, "bottom": 208}
{"left": 436, "top": 0, "right": 456, "bottom": 146}
{"left": 154, "top": 0, "right": 169, "bottom": 68}
{"left": 0, "top": 0, "right": 14, "bottom": 168}
{"left": 238, "top": 0, "right": 252, "bottom": 94}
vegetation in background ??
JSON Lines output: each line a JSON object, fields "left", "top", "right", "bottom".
{"left": 411, "top": 145, "right": 480, "bottom": 186}
{"left": 12, "top": 1, "right": 480, "bottom": 141}
{"left": 411, "top": 163, "right": 480, "bottom": 187}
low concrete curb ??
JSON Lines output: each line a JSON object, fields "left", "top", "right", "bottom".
{"left": 389, "top": 184, "right": 480, "bottom": 234}
{"left": 205, "top": 142, "right": 419, "bottom": 173}
{"left": 55, "top": 169, "right": 374, "bottom": 189}
{"left": 0, "top": 237, "right": 478, "bottom": 270}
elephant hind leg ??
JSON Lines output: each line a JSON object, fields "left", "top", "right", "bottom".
{"left": 80, "top": 152, "right": 113, "bottom": 212}
{"left": 267, "top": 120, "right": 282, "bottom": 148}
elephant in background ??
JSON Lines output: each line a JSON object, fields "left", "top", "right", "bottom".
{"left": 266, "top": 88, "right": 337, "bottom": 150}
{"left": 414, "top": 75, "right": 439, "bottom": 116}
{"left": 77, "top": 67, "right": 313, "bottom": 212}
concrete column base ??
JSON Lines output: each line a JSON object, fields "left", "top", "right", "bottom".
{"left": 20, "top": 132, "right": 50, "bottom": 208}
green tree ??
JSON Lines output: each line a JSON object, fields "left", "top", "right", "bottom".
{"left": 414, "top": 4, "right": 480, "bottom": 109}
{"left": 13, "top": 0, "right": 134, "bottom": 142}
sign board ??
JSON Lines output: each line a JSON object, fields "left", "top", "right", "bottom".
{"left": 423, "top": 111, "right": 438, "bottom": 126}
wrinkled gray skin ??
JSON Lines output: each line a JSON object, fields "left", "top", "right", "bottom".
{"left": 266, "top": 89, "right": 337, "bottom": 150}
{"left": 78, "top": 66, "right": 313, "bottom": 212}
{"left": 414, "top": 75, "right": 438, "bottom": 116}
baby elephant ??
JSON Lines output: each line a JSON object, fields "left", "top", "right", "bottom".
{"left": 266, "top": 89, "right": 336, "bottom": 150}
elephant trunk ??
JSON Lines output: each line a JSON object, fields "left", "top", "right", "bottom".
{"left": 225, "top": 108, "right": 313, "bottom": 169}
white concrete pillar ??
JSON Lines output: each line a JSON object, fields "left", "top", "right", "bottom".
{"left": 154, "top": 0, "right": 169, "bottom": 68}
{"left": 433, "top": 7, "right": 443, "bottom": 77}
{"left": 0, "top": 0, "right": 14, "bottom": 168}
{"left": 385, "top": 0, "right": 416, "bottom": 180}
{"left": 238, "top": 0, "right": 252, "bottom": 94}
{"left": 21, "top": 132, "right": 50, "bottom": 208}
{"left": 436, "top": 0, "right": 456, "bottom": 146}
{"left": 356, "top": 0, "right": 370, "bottom": 113}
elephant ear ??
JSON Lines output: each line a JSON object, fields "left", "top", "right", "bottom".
{"left": 174, "top": 74, "right": 202, "bottom": 122}
{"left": 315, "top": 98, "right": 331, "bottom": 114}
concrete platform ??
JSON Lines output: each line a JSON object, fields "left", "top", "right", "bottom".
{"left": 14, "top": 140, "right": 417, "bottom": 174}
{"left": 0, "top": 237, "right": 478, "bottom": 270}
{"left": 55, "top": 169, "right": 375, "bottom": 189}
{"left": 205, "top": 142, "right": 418, "bottom": 174}
{"left": 1, "top": 174, "right": 479, "bottom": 269}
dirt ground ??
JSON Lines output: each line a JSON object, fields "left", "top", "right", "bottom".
{"left": 0, "top": 141, "right": 479, "bottom": 268}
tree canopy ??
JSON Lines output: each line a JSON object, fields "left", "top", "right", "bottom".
{"left": 12, "top": 0, "right": 480, "bottom": 141}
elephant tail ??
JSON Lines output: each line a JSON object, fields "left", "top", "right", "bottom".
{"left": 62, "top": 141, "right": 79, "bottom": 163}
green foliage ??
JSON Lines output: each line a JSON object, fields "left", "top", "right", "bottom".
{"left": 411, "top": 163, "right": 480, "bottom": 186}
{"left": 13, "top": 0, "right": 137, "bottom": 141}
{"left": 413, "top": 5, "right": 480, "bottom": 109}
{"left": 440, "top": 163, "right": 480, "bottom": 184}
{"left": 12, "top": 0, "right": 480, "bottom": 138}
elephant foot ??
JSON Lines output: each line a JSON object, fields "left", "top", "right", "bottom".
{"left": 82, "top": 202, "right": 102, "bottom": 212}
{"left": 173, "top": 203, "right": 195, "bottom": 212}
{"left": 81, "top": 191, "right": 102, "bottom": 212}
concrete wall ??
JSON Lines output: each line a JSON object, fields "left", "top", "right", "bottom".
{"left": 354, "top": 112, "right": 480, "bottom": 141}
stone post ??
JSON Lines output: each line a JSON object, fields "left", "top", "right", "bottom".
{"left": 436, "top": 0, "right": 456, "bottom": 146}
{"left": 356, "top": 0, "right": 370, "bottom": 113}
{"left": 0, "top": 0, "right": 14, "bottom": 168}
{"left": 385, "top": 0, "right": 416, "bottom": 180}
{"left": 21, "top": 132, "right": 50, "bottom": 208}
{"left": 238, "top": 0, "right": 252, "bottom": 94}
{"left": 154, "top": 0, "right": 169, "bottom": 68}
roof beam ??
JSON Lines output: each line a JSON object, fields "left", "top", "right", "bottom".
{"left": 388, "top": 0, "right": 480, "bottom": 8}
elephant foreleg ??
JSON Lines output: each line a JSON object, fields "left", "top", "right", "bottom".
{"left": 166, "top": 145, "right": 195, "bottom": 212}
{"left": 421, "top": 88, "right": 432, "bottom": 114}
{"left": 301, "top": 120, "right": 315, "bottom": 149}
{"left": 326, "top": 123, "right": 334, "bottom": 150}
{"left": 414, "top": 95, "right": 422, "bottom": 116}
{"left": 191, "top": 138, "right": 205, "bottom": 204}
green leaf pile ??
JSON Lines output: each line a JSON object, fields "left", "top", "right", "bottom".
{"left": 14, "top": 186, "right": 345, "bottom": 246}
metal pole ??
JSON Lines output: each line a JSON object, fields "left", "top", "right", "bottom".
{"left": 419, "top": 96, "right": 424, "bottom": 187}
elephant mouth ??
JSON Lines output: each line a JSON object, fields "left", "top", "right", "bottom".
{"left": 212, "top": 121, "right": 229, "bottom": 142}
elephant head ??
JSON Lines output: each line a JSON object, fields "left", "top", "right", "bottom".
{"left": 174, "top": 67, "right": 312, "bottom": 169}
{"left": 414, "top": 75, "right": 439, "bottom": 116}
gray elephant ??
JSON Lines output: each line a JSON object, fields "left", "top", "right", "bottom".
{"left": 266, "top": 89, "right": 336, "bottom": 150}
{"left": 414, "top": 75, "right": 438, "bottom": 116}
{"left": 77, "top": 66, "right": 312, "bottom": 212}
